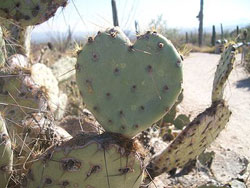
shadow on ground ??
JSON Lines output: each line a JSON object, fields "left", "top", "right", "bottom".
{"left": 236, "top": 77, "right": 250, "bottom": 90}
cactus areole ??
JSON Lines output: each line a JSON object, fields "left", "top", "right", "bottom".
{"left": 76, "top": 27, "right": 183, "bottom": 138}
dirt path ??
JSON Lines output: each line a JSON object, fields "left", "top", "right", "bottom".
{"left": 182, "top": 52, "right": 250, "bottom": 160}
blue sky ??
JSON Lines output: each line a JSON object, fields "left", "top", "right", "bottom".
{"left": 34, "top": 0, "right": 250, "bottom": 34}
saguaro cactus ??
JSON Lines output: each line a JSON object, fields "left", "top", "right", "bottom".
{"left": 135, "top": 20, "right": 140, "bottom": 35}
{"left": 186, "top": 32, "right": 189, "bottom": 43}
{"left": 197, "top": 0, "right": 204, "bottom": 46}
{"left": 220, "top": 23, "right": 224, "bottom": 41}
{"left": 211, "top": 25, "right": 216, "bottom": 46}
{"left": 111, "top": 0, "right": 119, "bottom": 26}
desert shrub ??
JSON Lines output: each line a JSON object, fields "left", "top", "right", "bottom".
{"left": 245, "top": 48, "right": 250, "bottom": 73}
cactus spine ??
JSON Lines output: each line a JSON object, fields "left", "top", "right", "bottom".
{"left": 0, "top": 22, "right": 33, "bottom": 58}
{"left": 0, "top": 27, "right": 6, "bottom": 67}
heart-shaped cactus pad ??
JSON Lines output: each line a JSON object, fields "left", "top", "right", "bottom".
{"left": 76, "top": 27, "right": 183, "bottom": 138}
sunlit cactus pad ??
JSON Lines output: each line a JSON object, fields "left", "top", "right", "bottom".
{"left": 0, "top": 0, "right": 68, "bottom": 26}
{"left": 24, "top": 133, "right": 144, "bottom": 188}
{"left": 147, "top": 100, "right": 231, "bottom": 178}
{"left": 0, "top": 115, "right": 13, "bottom": 188}
{"left": 76, "top": 27, "right": 183, "bottom": 138}
{"left": 212, "top": 44, "right": 236, "bottom": 102}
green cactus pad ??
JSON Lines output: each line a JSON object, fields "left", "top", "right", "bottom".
{"left": 161, "top": 107, "right": 177, "bottom": 125}
{"left": 0, "top": 0, "right": 68, "bottom": 26}
{"left": 25, "top": 133, "right": 144, "bottom": 188}
{"left": 76, "top": 27, "right": 183, "bottom": 138}
{"left": 147, "top": 100, "right": 231, "bottom": 178}
{"left": 0, "top": 115, "right": 13, "bottom": 188}
{"left": 173, "top": 114, "right": 190, "bottom": 130}
{"left": 212, "top": 44, "right": 236, "bottom": 102}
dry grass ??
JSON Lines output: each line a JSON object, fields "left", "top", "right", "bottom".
{"left": 185, "top": 43, "right": 216, "bottom": 53}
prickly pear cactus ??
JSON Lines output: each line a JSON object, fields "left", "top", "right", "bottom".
{"left": 0, "top": 56, "right": 48, "bottom": 125}
{"left": 212, "top": 44, "right": 236, "bottom": 102}
{"left": 147, "top": 100, "right": 231, "bottom": 178}
{"left": 0, "top": 27, "right": 6, "bottom": 67}
{"left": 0, "top": 22, "right": 33, "bottom": 57}
{"left": 30, "top": 63, "right": 61, "bottom": 113}
{"left": 76, "top": 27, "right": 183, "bottom": 138}
{"left": 0, "top": 57, "right": 68, "bottom": 156}
{"left": 0, "top": 0, "right": 68, "bottom": 26}
{"left": 0, "top": 69, "right": 48, "bottom": 155}
{"left": 0, "top": 115, "right": 13, "bottom": 188}
{"left": 24, "top": 133, "right": 144, "bottom": 188}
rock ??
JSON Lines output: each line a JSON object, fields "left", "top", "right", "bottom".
{"left": 230, "top": 179, "right": 247, "bottom": 188}
{"left": 210, "top": 148, "right": 249, "bottom": 184}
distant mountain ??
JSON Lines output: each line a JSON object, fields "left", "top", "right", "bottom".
{"left": 31, "top": 29, "right": 138, "bottom": 43}
{"left": 31, "top": 24, "right": 249, "bottom": 43}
